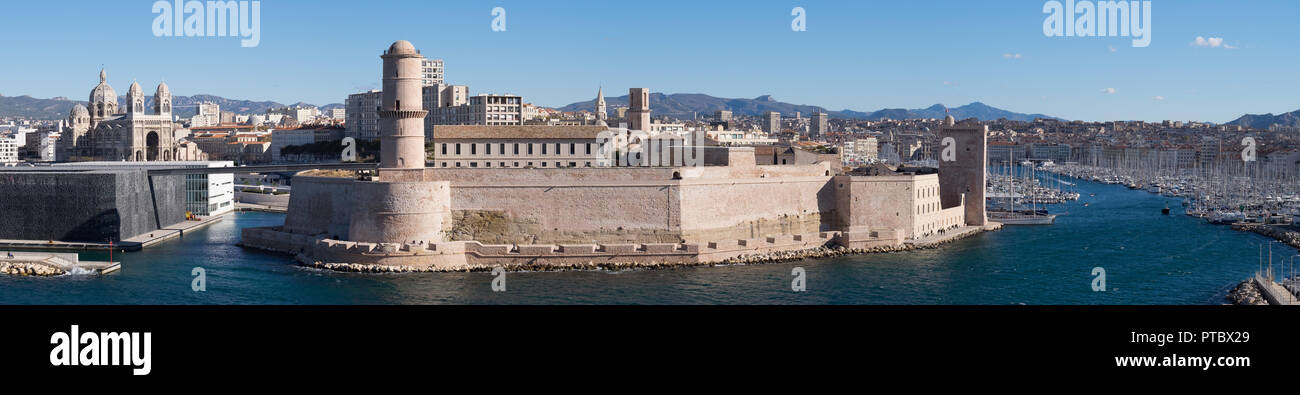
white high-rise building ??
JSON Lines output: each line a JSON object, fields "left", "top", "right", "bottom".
{"left": 0, "top": 135, "right": 18, "bottom": 163}
{"left": 269, "top": 105, "right": 321, "bottom": 125}
{"left": 346, "top": 90, "right": 382, "bottom": 140}
{"left": 26, "top": 129, "right": 61, "bottom": 162}
{"left": 421, "top": 57, "right": 444, "bottom": 87}
{"left": 468, "top": 94, "right": 522, "bottom": 126}
{"left": 811, "top": 112, "right": 828, "bottom": 140}
{"left": 765, "top": 111, "right": 781, "bottom": 134}
{"left": 191, "top": 102, "right": 220, "bottom": 127}
{"left": 854, "top": 137, "right": 879, "bottom": 161}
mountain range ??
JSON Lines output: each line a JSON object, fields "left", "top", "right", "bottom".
{"left": 7, "top": 90, "right": 1298, "bottom": 128}
{"left": 557, "top": 93, "right": 1061, "bottom": 122}
{"left": 0, "top": 93, "right": 342, "bottom": 120}
{"left": 1226, "top": 110, "right": 1300, "bottom": 129}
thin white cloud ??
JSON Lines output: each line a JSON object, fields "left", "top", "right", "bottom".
{"left": 943, "top": 81, "right": 958, "bottom": 86}
{"left": 1152, "top": 96, "right": 1165, "bottom": 101}
{"left": 1101, "top": 88, "right": 1116, "bottom": 94}
{"left": 1192, "top": 36, "right": 1237, "bottom": 49}
{"left": 1002, "top": 53, "right": 1023, "bottom": 59}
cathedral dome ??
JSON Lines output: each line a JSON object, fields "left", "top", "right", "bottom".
{"left": 128, "top": 81, "right": 142, "bottom": 96}
{"left": 89, "top": 69, "right": 117, "bottom": 105}
{"left": 155, "top": 82, "right": 170, "bottom": 97}
{"left": 70, "top": 104, "right": 89, "bottom": 118}
{"left": 387, "top": 40, "right": 417, "bottom": 55}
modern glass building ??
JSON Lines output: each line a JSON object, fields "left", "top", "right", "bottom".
{"left": 52, "top": 161, "right": 235, "bottom": 216}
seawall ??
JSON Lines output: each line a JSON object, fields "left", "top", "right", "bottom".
{"left": 1232, "top": 224, "right": 1300, "bottom": 250}
{"left": 242, "top": 224, "right": 991, "bottom": 273}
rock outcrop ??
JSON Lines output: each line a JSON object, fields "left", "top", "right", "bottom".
{"left": 1226, "top": 279, "right": 1267, "bottom": 305}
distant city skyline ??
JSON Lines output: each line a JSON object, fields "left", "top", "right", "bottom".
{"left": 0, "top": 0, "right": 1296, "bottom": 123}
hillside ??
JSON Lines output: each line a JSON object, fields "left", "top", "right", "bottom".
{"left": 1226, "top": 109, "right": 1300, "bottom": 129}
{"left": 557, "top": 93, "right": 1058, "bottom": 122}
{"left": 0, "top": 93, "right": 342, "bottom": 120}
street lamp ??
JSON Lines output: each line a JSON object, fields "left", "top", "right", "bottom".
{"left": 1267, "top": 240, "right": 1282, "bottom": 282}
{"left": 1291, "top": 254, "right": 1299, "bottom": 304}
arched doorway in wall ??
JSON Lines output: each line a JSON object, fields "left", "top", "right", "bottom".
{"left": 134, "top": 150, "right": 143, "bottom": 162}
{"left": 146, "top": 132, "right": 159, "bottom": 161}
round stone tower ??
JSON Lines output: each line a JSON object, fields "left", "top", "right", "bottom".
{"left": 336, "top": 40, "right": 449, "bottom": 246}
{"left": 379, "top": 40, "right": 428, "bottom": 171}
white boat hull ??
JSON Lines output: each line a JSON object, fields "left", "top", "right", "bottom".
{"left": 990, "top": 213, "right": 1057, "bottom": 225}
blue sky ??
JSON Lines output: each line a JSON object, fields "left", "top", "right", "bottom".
{"left": 0, "top": 0, "right": 1295, "bottom": 122}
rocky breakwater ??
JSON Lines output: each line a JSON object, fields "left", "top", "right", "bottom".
{"left": 720, "top": 245, "right": 911, "bottom": 265}
{"left": 0, "top": 261, "right": 66, "bottom": 277}
{"left": 1232, "top": 224, "right": 1300, "bottom": 249}
{"left": 1225, "top": 279, "right": 1267, "bottom": 305}
{"left": 724, "top": 226, "right": 989, "bottom": 266}
{"left": 295, "top": 253, "right": 722, "bottom": 273}
{"left": 293, "top": 244, "right": 910, "bottom": 274}
{"left": 290, "top": 227, "right": 991, "bottom": 274}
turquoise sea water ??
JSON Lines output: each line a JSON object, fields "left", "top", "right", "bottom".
{"left": 1, "top": 176, "right": 1294, "bottom": 305}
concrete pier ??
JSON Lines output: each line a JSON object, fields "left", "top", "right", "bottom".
{"left": 0, "top": 216, "right": 223, "bottom": 251}
{"left": 1253, "top": 275, "right": 1298, "bottom": 306}
{"left": 123, "top": 216, "right": 225, "bottom": 248}
{"left": 905, "top": 225, "right": 990, "bottom": 247}
{"left": 235, "top": 202, "right": 288, "bottom": 214}
{"left": 0, "top": 238, "right": 140, "bottom": 252}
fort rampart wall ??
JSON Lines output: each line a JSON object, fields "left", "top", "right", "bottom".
{"left": 265, "top": 148, "right": 980, "bottom": 270}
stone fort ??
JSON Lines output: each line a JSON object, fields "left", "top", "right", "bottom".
{"left": 241, "top": 41, "right": 991, "bottom": 270}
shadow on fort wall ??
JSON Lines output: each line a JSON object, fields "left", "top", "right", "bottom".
{"left": 817, "top": 180, "right": 837, "bottom": 232}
